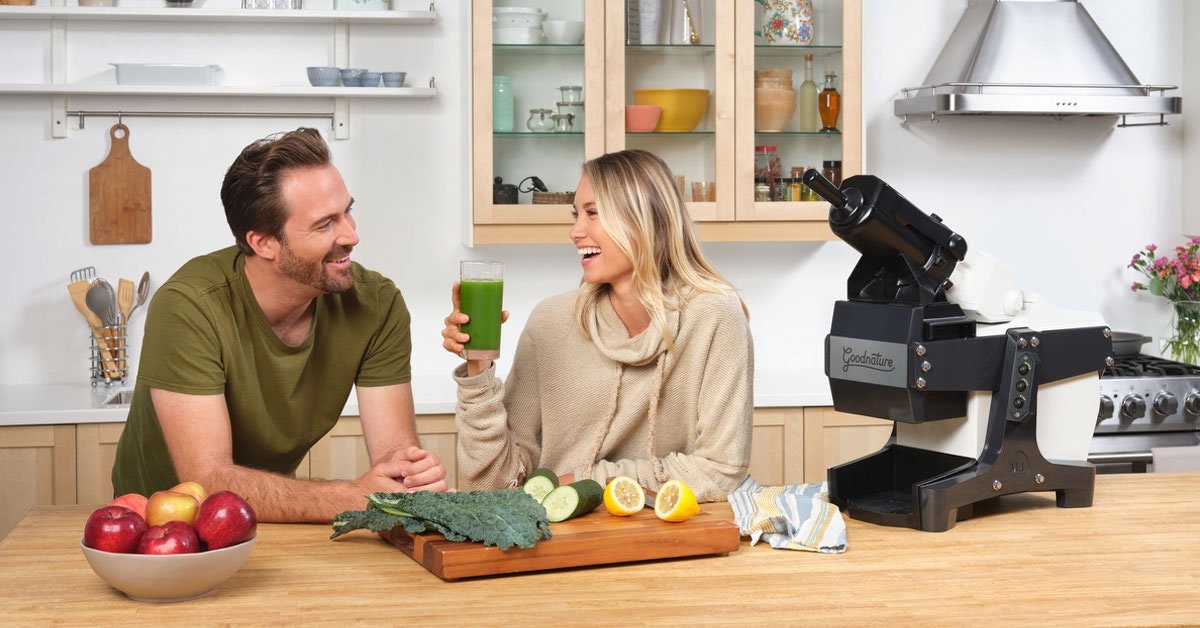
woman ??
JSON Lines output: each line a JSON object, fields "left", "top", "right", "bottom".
{"left": 442, "top": 149, "right": 753, "bottom": 502}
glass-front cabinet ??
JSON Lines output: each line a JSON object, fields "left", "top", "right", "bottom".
{"left": 470, "top": 0, "right": 860, "bottom": 244}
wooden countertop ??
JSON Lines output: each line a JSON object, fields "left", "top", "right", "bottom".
{"left": 1, "top": 473, "right": 1198, "bottom": 624}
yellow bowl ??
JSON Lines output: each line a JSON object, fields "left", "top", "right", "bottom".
{"left": 80, "top": 536, "right": 255, "bottom": 603}
{"left": 633, "top": 89, "right": 710, "bottom": 132}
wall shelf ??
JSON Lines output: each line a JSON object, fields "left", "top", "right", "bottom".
{"left": 0, "top": 6, "right": 436, "bottom": 24}
{"left": 1, "top": 4, "right": 439, "bottom": 138}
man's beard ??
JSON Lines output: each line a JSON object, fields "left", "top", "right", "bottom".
{"left": 278, "top": 238, "right": 355, "bottom": 294}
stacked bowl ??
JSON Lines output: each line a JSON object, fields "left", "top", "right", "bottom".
{"left": 493, "top": 7, "right": 545, "bottom": 44}
{"left": 754, "top": 68, "right": 795, "bottom": 132}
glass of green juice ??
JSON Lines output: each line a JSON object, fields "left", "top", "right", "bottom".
{"left": 459, "top": 261, "right": 504, "bottom": 360}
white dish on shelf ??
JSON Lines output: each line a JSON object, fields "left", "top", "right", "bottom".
{"left": 492, "top": 6, "right": 544, "bottom": 29}
{"left": 542, "top": 20, "right": 583, "bottom": 45}
{"left": 110, "top": 63, "right": 222, "bottom": 86}
{"left": 493, "top": 26, "right": 543, "bottom": 45}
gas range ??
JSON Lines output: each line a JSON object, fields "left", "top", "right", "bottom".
{"left": 1092, "top": 354, "right": 1200, "bottom": 470}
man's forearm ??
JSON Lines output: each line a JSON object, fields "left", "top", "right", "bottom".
{"left": 200, "top": 465, "right": 369, "bottom": 523}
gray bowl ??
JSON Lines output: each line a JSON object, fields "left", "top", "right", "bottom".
{"left": 382, "top": 71, "right": 407, "bottom": 87}
{"left": 359, "top": 71, "right": 381, "bottom": 88}
{"left": 306, "top": 66, "right": 340, "bottom": 87}
{"left": 339, "top": 68, "right": 366, "bottom": 87}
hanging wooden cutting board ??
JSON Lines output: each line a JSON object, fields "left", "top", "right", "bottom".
{"left": 89, "top": 123, "right": 151, "bottom": 244}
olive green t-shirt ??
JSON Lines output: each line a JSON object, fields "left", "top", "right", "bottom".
{"left": 111, "top": 246, "right": 411, "bottom": 497}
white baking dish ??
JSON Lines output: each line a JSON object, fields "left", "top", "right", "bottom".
{"left": 110, "top": 63, "right": 223, "bottom": 86}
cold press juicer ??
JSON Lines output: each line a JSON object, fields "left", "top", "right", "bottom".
{"left": 802, "top": 170, "right": 1112, "bottom": 532}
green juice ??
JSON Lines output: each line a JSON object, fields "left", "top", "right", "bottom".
{"left": 460, "top": 279, "right": 504, "bottom": 358}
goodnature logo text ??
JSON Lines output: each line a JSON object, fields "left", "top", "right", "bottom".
{"left": 842, "top": 346, "right": 896, "bottom": 373}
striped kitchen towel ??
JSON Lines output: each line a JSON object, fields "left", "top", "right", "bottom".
{"left": 727, "top": 476, "right": 847, "bottom": 554}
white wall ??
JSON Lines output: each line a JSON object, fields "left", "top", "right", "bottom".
{"left": 0, "top": 0, "right": 1187, "bottom": 399}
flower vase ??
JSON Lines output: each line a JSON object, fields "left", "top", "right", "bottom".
{"left": 1165, "top": 301, "right": 1200, "bottom": 365}
{"left": 759, "top": 0, "right": 814, "bottom": 46}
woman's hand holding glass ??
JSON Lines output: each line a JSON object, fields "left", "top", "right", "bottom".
{"left": 442, "top": 282, "right": 510, "bottom": 377}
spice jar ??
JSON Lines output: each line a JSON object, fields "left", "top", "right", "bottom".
{"left": 822, "top": 160, "right": 842, "bottom": 186}
{"left": 789, "top": 167, "right": 805, "bottom": 201}
{"left": 754, "top": 145, "right": 781, "bottom": 200}
{"left": 526, "top": 108, "right": 555, "bottom": 132}
{"left": 754, "top": 177, "right": 770, "bottom": 202}
{"left": 772, "top": 177, "right": 789, "bottom": 202}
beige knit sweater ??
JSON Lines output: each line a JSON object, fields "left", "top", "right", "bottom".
{"left": 453, "top": 288, "right": 754, "bottom": 502}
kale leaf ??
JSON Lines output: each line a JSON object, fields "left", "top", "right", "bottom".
{"left": 330, "top": 489, "right": 552, "bottom": 551}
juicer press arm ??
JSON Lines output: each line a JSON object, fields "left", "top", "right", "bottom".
{"left": 803, "top": 169, "right": 967, "bottom": 306}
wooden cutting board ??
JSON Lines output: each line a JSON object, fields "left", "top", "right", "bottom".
{"left": 381, "top": 508, "right": 741, "bottom": 580}
{"left": 89, "top": 123, "right": 151, "bottom": 244}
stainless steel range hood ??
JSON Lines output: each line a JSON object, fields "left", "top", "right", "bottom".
{"left": 893, "top": 0, "right": 1181, "bottom": 124}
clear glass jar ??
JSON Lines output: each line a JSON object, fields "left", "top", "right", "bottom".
{"left": 754, "top": 177, "right": 771, "bottom": 202}
{"left": 551, "top": 113, "right": 574, "bottom": 132}
{"left": 754, "top": 145, "right": 781, "bottom": 200}
{"left": 492, "top": 76, "right": 514, "bottom": 132}
{"left": 771, "top": 178, "right": 790, "bottom": 202}
{"left": 558, "top": 85, "right": 583, "bottom": 103}
{"left": 526, "top": 108, "right": 555, "bottom": 133}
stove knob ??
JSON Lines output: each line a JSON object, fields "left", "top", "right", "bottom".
{"left": 1097, "top": 395, "right": 1114, "bottom": 421}
{"left": 1185, "top": 392, "right": 1200, "bottom": 416}
{"left": 1152, "top": 392, "right": 1178, "bottom": 417}
{"left": 1119, "top": 395, "right": 1146, "bottom": 420}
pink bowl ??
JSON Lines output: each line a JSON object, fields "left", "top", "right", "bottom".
{"left": 625, "top": 105, "right": 662, "bottom": 133}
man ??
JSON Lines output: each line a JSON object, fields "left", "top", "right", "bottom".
{"left": 112, "top": 128, "right": 447, "bottom": 522}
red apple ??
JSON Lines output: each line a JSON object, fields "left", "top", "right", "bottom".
{"left": 170, "top": 481, "right": 208, "bottom": 504}
{"left": 145, "top": 490, "right": 200, "bottom": 527}
{"left": 108, "top": 493, "right": 149, "bottom": 519}
{"left": 83, "top": 506, "right": 148, "bottom": 554}
{"left": 137, "top": 520, "right": 200, "bottom": 555}
{"left": 194, "top": 491, "right": 257, "bottom": 550}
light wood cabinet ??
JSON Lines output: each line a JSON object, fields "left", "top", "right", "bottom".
{"left": 470, "top": 0, "right": 861, "bottom": 244}
{"left": 802, "top": 406, "right": 892, "bottom": 482}
{"left": 76, "top": 422, "right": 125, "bottom": 506}
{"left": 0, "top": 404, "right": 886, "bottom": 540}
{"left": 0, "top": 425, "right": 76, "bottom": 541}
{"left": 307, "top": 415, "right": 460, "bottom": 490}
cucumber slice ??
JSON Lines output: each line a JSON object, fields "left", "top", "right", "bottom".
{"left": 542, "top": 479, "right": 604, "bottom": 522}
{"left": 522, "top": 468, "right": 559, "bottom": 503}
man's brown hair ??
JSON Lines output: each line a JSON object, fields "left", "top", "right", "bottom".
{"left": 220, "top": 127, "right": 331, "bottom": 255}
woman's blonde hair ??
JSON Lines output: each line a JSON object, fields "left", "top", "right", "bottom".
{"left": 574, "top": 149, "right": 746, "bottom": 349}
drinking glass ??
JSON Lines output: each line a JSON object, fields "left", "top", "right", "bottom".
{"left": 459, "top": 261, "right": 504, "bottom": 360}
{"left": 691, "top": 181, "right": 715, "bottom": 202}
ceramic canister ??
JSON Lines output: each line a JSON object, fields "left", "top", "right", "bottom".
{"left": 760, "top": 0, "right": 814, "bottom": 45}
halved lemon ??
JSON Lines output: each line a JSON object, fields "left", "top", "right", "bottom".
{"left": 603, "top": 476, "right": 646, "bottom": 517}
{"left": 653, "top": 479, "right": 699, "bottom": 523}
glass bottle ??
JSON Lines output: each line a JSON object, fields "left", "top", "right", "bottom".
{"left": 492, "top": 76, "right": 514, "bottom": 133}
{"left": 798, "top": 53, "right": 820, "bottom": 132}
{"left": 819, "top": 70, "right": 841, "bottom": 133}
{"left": 771, "top": 177, "right": 789, "bottom": 202}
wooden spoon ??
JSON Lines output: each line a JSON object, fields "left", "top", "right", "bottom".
{"left": 68, "top": 280, "right": 120, "bottom": 380}
{"left": 118, "top": 278, "right": 135, "bottom": 325}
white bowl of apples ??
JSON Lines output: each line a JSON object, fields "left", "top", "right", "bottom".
{"left": 80, "top": 482, "right": 257, "bottom": 603}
